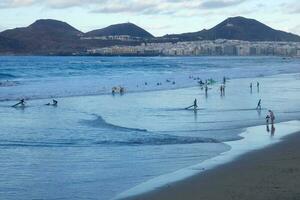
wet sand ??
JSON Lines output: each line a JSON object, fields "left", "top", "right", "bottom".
{"left": 126, "top": 131, "right": 300, "bottom": 200}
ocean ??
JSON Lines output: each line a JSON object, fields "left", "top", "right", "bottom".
{"left": 0, "top": 56, "right": 300, "bottom": 200}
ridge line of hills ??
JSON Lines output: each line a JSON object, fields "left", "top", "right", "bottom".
{"left": 0, "top": 16, "right": 300, "bottom": 55}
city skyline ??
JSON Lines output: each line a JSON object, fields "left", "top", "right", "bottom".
{"left": 0, "top": 0, "right": 300, "bottom": 36}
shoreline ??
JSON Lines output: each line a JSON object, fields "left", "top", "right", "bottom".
{"left": 115, "top": 120, "right": 300, "bottom": 200}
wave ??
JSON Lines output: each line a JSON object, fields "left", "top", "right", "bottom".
{"left": 95, "top": 135, "right": 219, "bottom": 146}
{"left": 80, "top": 114, "right": 147, "bottom": 132}
{"left": 0, "top": 73, "right": 16, "bottom": 79}
{"left": 0, "top": 135, "right": 219, "bottom": 148}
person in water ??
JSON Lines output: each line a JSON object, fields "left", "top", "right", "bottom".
{"left": 269, "top": 110, "right": 275, "bottom": 124}
{"left": 193, "top": 98, "right": 198, "bottom": 109}
{"left": 52, "top": 99, "right": 58, "bottom": 106}
{"left": 205, "top": 84, "right": 208, "bottom": 94}
{"left": 46, "top": 99, "right": 58, "bottom": 106}
{"left": 256, "top": 99, "right": 262, "bottom": 110}
{"left": 12, "top": 99, "right": 25, "bottom": 107}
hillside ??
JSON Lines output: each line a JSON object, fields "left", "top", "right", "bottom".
{"left": 163, "top": 17, "right": 300, "bottom": 42}
{"left": 0, "top": 19, "right": 83, "bottom": 54}
{"left": 85, "top": 23, "right": 154, "bottom": 38}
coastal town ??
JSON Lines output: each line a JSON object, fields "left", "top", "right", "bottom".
{"left": 87, "top": 39, "right": 300, "bottom": 57}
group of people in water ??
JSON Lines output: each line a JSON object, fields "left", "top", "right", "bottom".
{"left": 186, "top": 77, "right": 276, "bottom": 134}
{"left": 112, "top": 86, "right": 125, "bottom": 95}
{"left": 250, "top": 81, "right": 260, "bottom": 93}
{"left": 12, "top": 99, "right": 58, "bottom": 107}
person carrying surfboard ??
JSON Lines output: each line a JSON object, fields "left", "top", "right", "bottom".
{"left": 12, "top": 99, "right": 25, "bottom": 107}
{"left": 185, "top": 99, "right": 198, "bottom": 110}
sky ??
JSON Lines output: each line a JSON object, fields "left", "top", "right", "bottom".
{"left": 0, "top": 0, "right": 299, "bottom": 36}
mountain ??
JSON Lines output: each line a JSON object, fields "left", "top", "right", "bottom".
{"left": 163, "top": 16, "right": 300, "bottom": 42}
{"left": 0, "top": 19, "right": 83, "bottom": 54}
{"left": 0, "top": 35, "right": 25, "bottom": 54}
{"left": 85, "top": 23, "right": 154, "bottom": 38}
{"left": 0, "top": 17, "right": 300, "bottom": 55}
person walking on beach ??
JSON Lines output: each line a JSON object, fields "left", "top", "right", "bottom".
{"left": 256, "top": 99, "right": 262, "bottom": 110}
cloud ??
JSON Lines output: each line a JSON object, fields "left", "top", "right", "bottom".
{"left": 0, "top": 0, "right": 38, "bottom": 8}
{"left": 289, "top": 24, "right": 300, "bottom": 35}
{"left": 200, "top": 0, "right": 246, "bottom": 9}
{"left": 281, "top": 1, "right": 300, "bottom": 14}
{"left": 0, "top": 0, "right": 248, "bottom": 15}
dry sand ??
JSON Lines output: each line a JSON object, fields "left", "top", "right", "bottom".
{"left": 127, "top": 132, "right": 300, "bottom": 200}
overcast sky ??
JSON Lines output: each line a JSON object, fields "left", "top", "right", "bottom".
{"left": 0, "top": 0, "right": 299, "bottom": 36}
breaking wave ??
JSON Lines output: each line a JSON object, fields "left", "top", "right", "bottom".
{"left": 80, "top": 114, "right": 148, "bottom": 132}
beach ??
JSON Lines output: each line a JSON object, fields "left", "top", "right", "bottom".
{"left": 0, "top": 56, "right": 300, "bottom": 200}
{"left": 126, "top": 130, "right": 300, "bottom": 200}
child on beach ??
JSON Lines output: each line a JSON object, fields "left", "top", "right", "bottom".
{"left": 266, "top": 115, "right": 270, "bottom": 132}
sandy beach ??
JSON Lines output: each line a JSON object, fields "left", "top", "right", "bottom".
{"left": 126, "top": 130, "right": 300, "bottom": 200}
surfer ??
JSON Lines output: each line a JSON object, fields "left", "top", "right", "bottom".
{"left": 256, "top": 99, "right": 262, "bottom": 110}
{"left": 12, "top": 99, "right": 25, "bottom": 107}
{"left": 193, "top": 98, "right": 198, "bottom": 109}
{"left": 185, "top": 98, "right": 198, "bottom": 110}
{"left": 53, "top": 99, "right": 58, "bottom": 106}
{"left": 46, "top": 99, "right": 58, "bottom": 106}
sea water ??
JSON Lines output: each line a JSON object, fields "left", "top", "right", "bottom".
{"left": 0, "top": 56, "right": 300, "bottom": 200}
